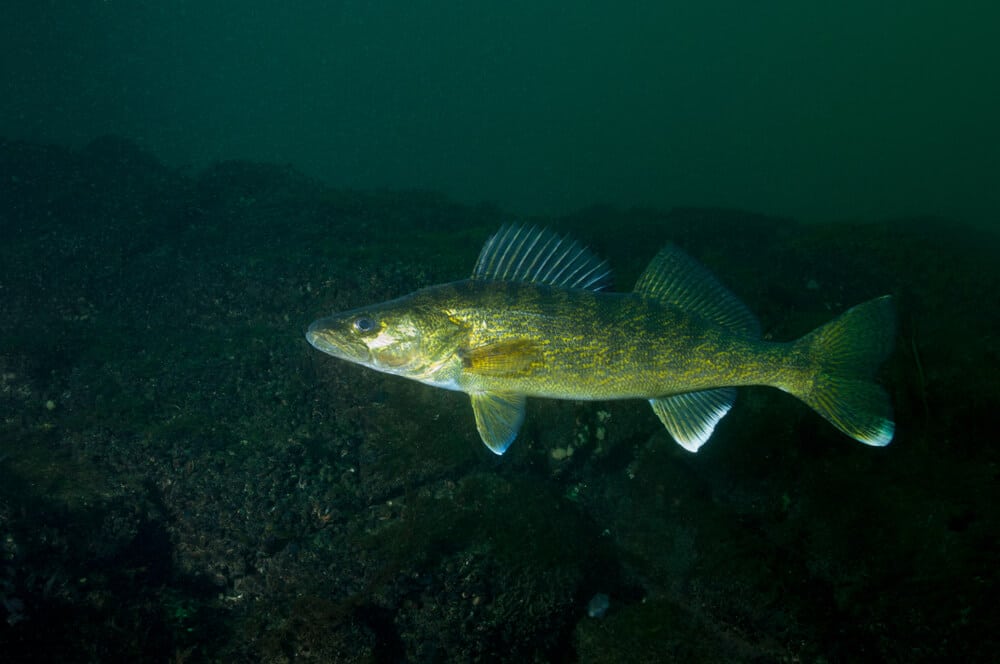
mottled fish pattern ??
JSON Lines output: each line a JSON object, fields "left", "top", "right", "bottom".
{"left": 307, "top": 226, "right": 895, "bottom": 455}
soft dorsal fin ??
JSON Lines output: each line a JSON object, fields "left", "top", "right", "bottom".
{"left": 472, "top": 225, "right": 612, "bottom": 291}
{"left": 634, "top": 244, "right": 760, "bottom": 337}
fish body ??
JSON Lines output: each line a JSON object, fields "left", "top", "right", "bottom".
{"left": 307, "top": 226, "right": 895, "bottom": 454}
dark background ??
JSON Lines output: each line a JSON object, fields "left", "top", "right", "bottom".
{"left": 0, "top": 137, "right": 997, "bottom": 661}
{"left": 3, "top": 1, "right": 998, "bottom": 225}
{"left": 2, "top": 1, "right": 999, "bottom": 660}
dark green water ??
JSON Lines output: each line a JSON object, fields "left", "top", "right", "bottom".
{"left": 2, "top": 2, "right": 998, "bottom": 226}
{"left": 1, "top": 3, "right": 999, "bottom": 662}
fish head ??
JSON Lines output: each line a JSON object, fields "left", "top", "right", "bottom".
{"left": 306, "top": 295, "right": 464, "bottom": 383}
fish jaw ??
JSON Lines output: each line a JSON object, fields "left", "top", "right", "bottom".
{"left": 306, "top": 316, "right": 374, "bottom": 367}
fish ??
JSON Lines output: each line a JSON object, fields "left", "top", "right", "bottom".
{"left": 306, "top": 225, "right": 895, "bottom": 455}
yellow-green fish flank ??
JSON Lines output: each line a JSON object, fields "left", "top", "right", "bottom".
{"left": 307, "top": 225, "right": 895, "bottom": 454}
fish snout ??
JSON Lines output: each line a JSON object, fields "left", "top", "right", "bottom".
{"left": 305, "top": 318, "right": 335, "bottom": 352}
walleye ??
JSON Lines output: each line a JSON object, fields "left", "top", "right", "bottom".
{"left": 306, "top": 225, "right": 895, "bottom": 455}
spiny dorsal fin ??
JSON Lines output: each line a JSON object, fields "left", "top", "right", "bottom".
{"left": 472, "top": 225, "right": 612, "bottom": 291}
{"left": 634, "top": 244, "right": 760, "bottom": 338}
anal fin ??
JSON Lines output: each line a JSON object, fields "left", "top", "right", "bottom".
{"left": 650, "top": 388, "right": 736, "bottom": 452}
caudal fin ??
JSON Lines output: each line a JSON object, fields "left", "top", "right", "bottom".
{"left": 789, "top": 296, "right": 896, "bottom": 446}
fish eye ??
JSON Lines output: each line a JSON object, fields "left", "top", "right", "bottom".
{"left": 353, "top": 316, "right": 378, "bottom": 334}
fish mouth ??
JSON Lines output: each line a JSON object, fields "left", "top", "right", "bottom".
{"left": 305, "top": 319, "right": 327, "bottom": 348}
{"left": 306, "top": 318, "right": 368, "bottom": 363}
{"left": 305, "top": 319, "right": 340, "bottom": 354}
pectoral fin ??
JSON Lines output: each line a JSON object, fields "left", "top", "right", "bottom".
{"left": 460, "top": 340, "right": 541, "bottom": 377}
{"left": 470, "top": 392, "right": 526, "bottom": 455}
{"left": 650, "top": 388, "right": 736, "bottom": 452}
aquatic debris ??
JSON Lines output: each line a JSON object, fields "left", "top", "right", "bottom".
{"left": 587, "top": 593, "right": 610, "bottom": 618}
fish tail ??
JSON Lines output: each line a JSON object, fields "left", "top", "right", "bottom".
{"left": 786, "top": 295, "right": 896, "bottom": 446}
